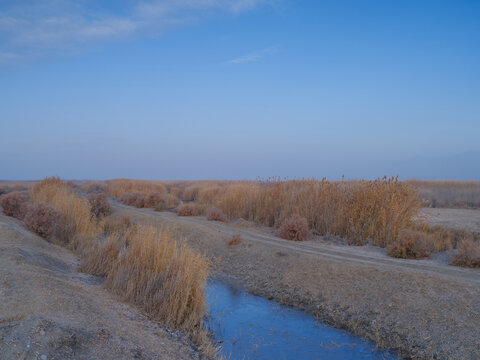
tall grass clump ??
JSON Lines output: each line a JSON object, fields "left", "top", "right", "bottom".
{"left": 105, "top": 226, "right": 210, "bottom": 331}
{"left": 30, "top": 177, "right": 99, "bottom": 246}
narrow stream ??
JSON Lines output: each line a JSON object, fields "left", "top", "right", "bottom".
{"left": 206, "top": 281, "right": 397, "bottom": 360}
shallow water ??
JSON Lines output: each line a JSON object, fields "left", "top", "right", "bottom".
{"left": 206, "top": 281, "right": 397, "bottom": 360}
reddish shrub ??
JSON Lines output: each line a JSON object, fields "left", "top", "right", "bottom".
{"left": 120, "top": 192, "right": 145, "bottom": 208}
{"left": 24, "top": 203, "right": 61, "bottom": 239}
{"left": 177, "top": 204, "right": 195, "bottom": 216}
{"left": 134, "top": 194, "right": 146, "bottom": 208}
{"left": 279, "top": 215, "right": 311, "bottom": 241}
{"left": 1, "top": 192, "right": 28, "bottom": 219}
{"left": 207, "top": 207, "right": 227, "bottom": 222}
{"left": 228, "top": 234, "right": 242, "bottom": 246}
{"left": 387, "top": 230, "right": 431, "bottom": 259}
{"left": 88, "top": 193, "right": 110, "bottom": 218}
{"left": 451, "top": 239, "right": 480, "bottom": 268}
{"left": 144, "top": 192, "right": 164, "bottom": 208}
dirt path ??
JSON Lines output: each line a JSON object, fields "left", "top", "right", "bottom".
{"left": 111, "top": 201, "right": 480, "bottom": 360}
{"left": 112, "top": 202, "right": 480, "bottom": 284}
{"left": 0, "top": 213, "right": 199, "bottom": 360}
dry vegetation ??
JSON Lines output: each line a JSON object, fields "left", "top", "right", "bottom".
{"left": 0, "top": 192, "right": 28, "bottom": 219}
{"left": 193, "top": 176, "right": 420, "bottom": 248}
{"left": 279, "top": 215, "right": 311, "bottom": 241}
{"left": 207, "top": 207, "right": 227, "bottom": 222}
{"left": 81, "top": 177, "right": 480, "bottom": 265}
{"left": 387, "top": 230, "right": 431, "bottom": 259}
{"left": 101, "top": 177, "right": 421, "bottom": 246}
{"left": 408, "top": 180, "right": 480, "bottom": 209}
{"left": 451, "top": 239, "right": 480, "bottom": 268}
{"left": 0, "top": 177, "right": 213, "bottom": 355}
{"left": 228, "top": 234, "right": 242, "bottom": 246}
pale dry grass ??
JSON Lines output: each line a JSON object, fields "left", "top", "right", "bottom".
{"left": 408, "top": 180, "right": 480, "bottom": 209}
{"left": 25, "top": 177, "right": 213, "bottom": 354}
{"left": 108, "top": 177, "right": 420, "bottom": 248}
{"left": 191, "top": 177, "right": 420, "bottom": 248}
{"left": 30, "top": 177, "right": 99, "bottom": 245}
{"left": 106, "top": 179, "right": 167, "bottom": 197}
{"left": 105, "top": 226, "right": 210, "bottom": 331}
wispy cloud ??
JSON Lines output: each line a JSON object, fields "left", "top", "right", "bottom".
{"left": 228, "top": 46, "right": 278, "bottom": 64}
{"left": 0, "top": 0, "right": 273, "bottom": 65}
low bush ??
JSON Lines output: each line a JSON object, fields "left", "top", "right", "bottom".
{"left": 207, "top": 207, "right": 227, "bottom": 222}
{"left": 0, "top": 187, "right": 10, "bottom": 196}
{"left": 88, "top": 193, "right": 110, "bottom": 218}
{"left": 451, "top": 239, "right": 480, "bottom": 268}
{"left": 144, "top": 192, "right": 164, "bottom": 208}
{"left": 279, "top": 215, "right": 311, "bottom": 241}
{"left": 177, "top": 204, "right": 195, "bottom": 216}
{"left": 1, "top": 192, "right": 28, "bottom": 219}
{"left": 24, "top": 203, "right": 61, "bottom": 240}
{"left": 228, "top": 234, "right": 242, "bottom": 245}
{"left": 120, "top": 192, "right": 145, "bottom": 208}
{"left": 387, "top": 230, "right": 431, "bottom": 259}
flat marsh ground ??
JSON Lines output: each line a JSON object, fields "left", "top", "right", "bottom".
{"left": 111, "top": 201, "right": 480, "bottom": 360}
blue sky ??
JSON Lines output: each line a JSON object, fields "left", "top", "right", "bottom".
{"left": 1, "top": 0, "right": 479, "bottom": 180}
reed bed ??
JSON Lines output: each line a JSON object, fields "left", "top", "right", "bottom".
{"left": 194, "top": 177, "right": 420, "bottom": 247}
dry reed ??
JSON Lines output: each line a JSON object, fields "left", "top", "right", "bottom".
{"left": 27, "top": 177, "right": 212, "bottom": 351}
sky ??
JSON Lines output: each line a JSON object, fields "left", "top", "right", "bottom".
{"left": 1, "top": 0, "right": 479, "bottom": 180}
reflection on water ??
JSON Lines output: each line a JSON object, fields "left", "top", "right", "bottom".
{"left": 206, "top": 281, "right": 397, "bottom": 360}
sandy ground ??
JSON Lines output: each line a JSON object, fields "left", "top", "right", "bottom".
{"left": 111, "top": 202, "right": 480, "bottom": 360}
{"left": 0, "top": 213, "right": 200, "bottom": 360}
{"left": 419, "top": 207, "right": 480, "bottom": 233}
